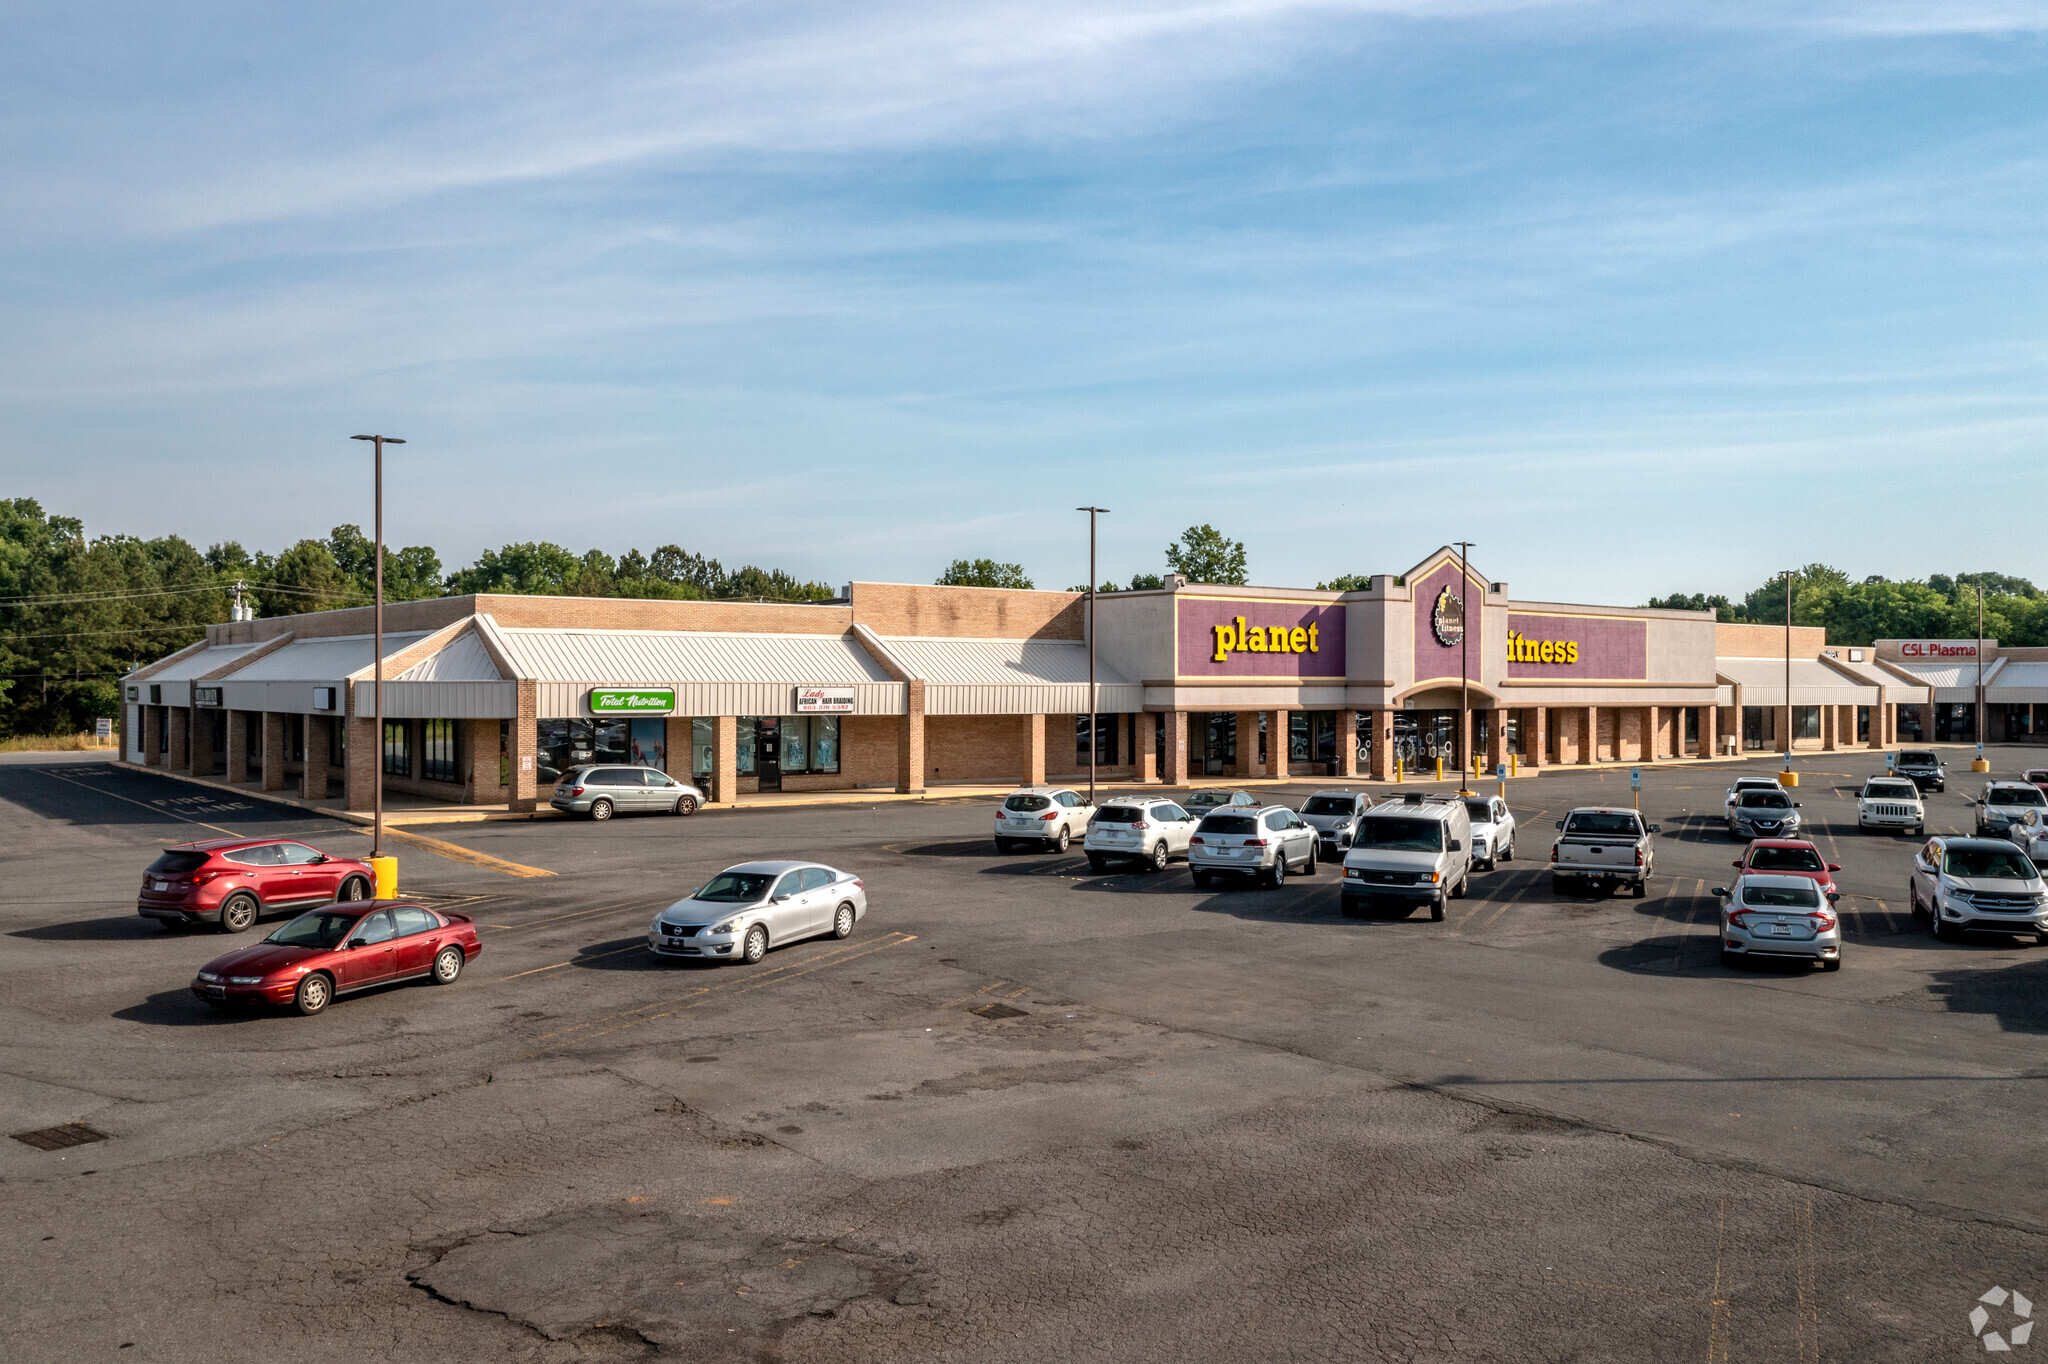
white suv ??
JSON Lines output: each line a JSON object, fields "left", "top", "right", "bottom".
{"left": 1085, "top": 798, "right": 1198, "bottom": 873}
{"left": 1975, "top": 782, "right": 2048, "bottom": 838}
{"left": 1857, "top": 777, "right": 1924, "bottom": 836}
{"left": 1189, "top": 806, "right": 1319, "bottom": 889}
{"left": 994, "top": 787, "right": 1097, "bottom": 854}
{"left": 1909, "top": 837, "right": 2048, "bottom": 943}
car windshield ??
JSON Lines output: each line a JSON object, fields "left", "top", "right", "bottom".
{"left": 1735, "top": 781, "right": 1778, "bottom": 792}
{"left": 696, "top": 872, "right": 775, "bottom": 902}
{"left": 1944, "top": 848, "right": 2035, "bottom": 880}
{"left": 1004, "top": 795, "right": 1050, "bottom": 812}
{"left": 1198, "top": 815, "right": 1258, "bottom": 835}
{"left": 1187, "top": 791, "right": 1233, "bottom": 807}
{"left": 1742, "top": 884, "right": 1819, "bottom": 909}
{"left": 2027, "top": 771, "right": 2048, "bottom": 784}
{"left": 1462, "top": 799, "right": 1493, "bottom": 824}
{"left": 1899, "top": 752, "right": 1936, "bottom": 765}
{"left": 1738, "top": 792, "right": 1792, "bottom": 809}
{"left": 1992, "top": 787, "right": 2047, "bottom": 806}
{"left": 1864, "top": 782, "right": 1917, "bottom": 800}
{"left": 1095, "top": 806, "right": 1145, "bottom": 823}
{"left": 1354, "top": 817, "right": 1444, "bottom": 851}
{"left": 265, "top": 910, "right": 362, "bottom": 949}
{"left": 146, "top": 850, "right": 210, "bottom": 875}
{"left": 1301, "top": 796, "right": 1355, "bottom": 816}
{"left": 1564, "top": 813, "right": 1642, "bottom": 836}
{"left": 1748, "top": 846, "right": 1825, "bottom": 872}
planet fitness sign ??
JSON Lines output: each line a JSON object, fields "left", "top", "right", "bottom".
{"left": 1504, "top": 613, "right": 1646, "bottom": 680}
{"left": 588, "top": 687, "right": 676, "bottom": 715}
{"left": 1178, "top": 598, "right": 1344, "bottom": 678}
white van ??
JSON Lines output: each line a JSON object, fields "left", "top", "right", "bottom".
{"left": 1339, "top": 792, "right": 1473, "bottom": 922}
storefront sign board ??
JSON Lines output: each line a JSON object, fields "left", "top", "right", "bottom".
{"left": 1504, "top": 612, "right": 1647, "bottom": 681}
{"left": 795, "top": 686, "right": 856, "bottom": 713}
{"left": 589, "top": 687, "right": 676, "bottom": 715}
{"left": 193, "top": 685, "right": 223, "bottom": 706}
{"left": 1177, "top": 598, "right": 1344, "bottom": 678}
{"left": 1896, "top": 640, "right": 1984, "bottom": 659}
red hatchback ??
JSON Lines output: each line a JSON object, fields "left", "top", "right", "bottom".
{"left": 192, "top": 901, "right": 483, "bottom": 1015}
{"left": 138, "top": 837, "right": 375, "bottom": 934}
{"left": 1732, "top": 839, "right": 1840, "bottom": 899}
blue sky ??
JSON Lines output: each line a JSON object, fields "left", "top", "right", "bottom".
{"left": 2, "top": 2, "right": 2044, "bottom": 601}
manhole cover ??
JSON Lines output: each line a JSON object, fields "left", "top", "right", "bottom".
{"left": 11, "top": 1123, "right": 109, "bottom": 1152}
{"left": 971, "top": 1002, "right": 1028, "bottom": 1020}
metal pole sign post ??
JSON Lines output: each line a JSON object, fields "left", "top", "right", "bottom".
{"left": 1631, "top": 766, "right": 1641, "bottom": 810}
{"left": 352, "top": 434, "right": 404, "bottom": 881}
{"left": 1455, "top": 540, "right": 1475, "bottom": 796}
{"left": 1495, "top": 761, "right": 1506, "bottom": 799}
{"left": 1076, "top": 506, "right": 1109, "bottom": 806}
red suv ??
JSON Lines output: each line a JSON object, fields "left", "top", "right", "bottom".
{"left": 138, "top": 838, "right": 375, "bottom": 934}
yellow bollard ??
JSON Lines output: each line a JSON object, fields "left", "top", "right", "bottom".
{"left": 1434, "top": 757, "right": 1444, "bottom": 782}
{"left": 1510, "top": 753, "right": 1519, "bottom": 778}
{"left": 370, "top": 855, "right": 398, "bottom": 899}
{"left": 1777, "top": 770, "right": 1799, "bottom": 788}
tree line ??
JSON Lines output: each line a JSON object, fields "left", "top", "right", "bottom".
{"left": 1644, "top": 564, "right": 2048, "bottom": 648}
{"left": 0, "top": 497, "right": 834, "bottom": 737}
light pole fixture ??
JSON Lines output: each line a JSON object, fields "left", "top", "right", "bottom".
{"left": 1077, "top": 506, "right": 1110, "bottom": 805}
{"left": 1454, "top": 541, "right": 1475, "bottom": 795}
{"left": 1977, "top": 581, "right": 1987, "bottom": 765}
{"left": 352, "top": 434, "right": 405, "bottom": 864}
{"left": 1782, "top": 568, "right": 1796, "bottom": 774}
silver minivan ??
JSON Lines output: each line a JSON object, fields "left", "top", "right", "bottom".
{"left": 552, "top": 765, "right": 705, "bottom": 821}
{"left": 1339, "top": 793, "right": 1473, "bottom": 921}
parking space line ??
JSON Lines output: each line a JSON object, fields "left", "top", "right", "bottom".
{"left": 1795, "top": 1199, "right": 1819, "bottom": 1364}
{"left": 1706, "top": 1192, "right": 1732, "bottom": 1362}
{"left": 31, "top": 766, "right": 242, "bottom": 837}
{"left": 497, "top": 942, "right": 647, "bottom": 979}
{"left": 482, "top": 895, "right": 661, "bottom": 936}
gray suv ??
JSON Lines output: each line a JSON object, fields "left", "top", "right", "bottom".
{"left": 551, "top": 765, "right": 705, "bottom": 821}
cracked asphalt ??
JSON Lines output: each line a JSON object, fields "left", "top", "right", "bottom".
{"left": 4, "top": 747, "right": 2046, "bottom": 1361}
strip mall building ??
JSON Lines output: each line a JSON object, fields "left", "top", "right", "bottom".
{"left": 119, "top": 547, "right": 2020, "bottom": 811}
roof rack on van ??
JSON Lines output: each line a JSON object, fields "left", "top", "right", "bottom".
{"left": 1396, "top": 792, "right": 1455, "bottom": 806}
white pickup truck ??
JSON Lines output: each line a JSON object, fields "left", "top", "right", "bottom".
{"left": 1550, "top": 806, "right": 1660, "bottom": 898}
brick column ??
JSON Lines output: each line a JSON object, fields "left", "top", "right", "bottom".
{"left": 1698, "top": 704, "right": 1715, "bottom": 759}
{"left": 1368, "top": 708, "right": 1395, "bottom": 780}
{"left": 1021, "top": 713, "right": 1046, "bottom": 785}
{"left": 167, "top": 707, "right": 190, "bottom": 770}
{"left": 1485, "top": 710, "right": 1507, "bottom": 774}
{"left": 463, "top": 718, "right": 503, "bottom": 804}
{"left": 257, "top": 713, "right": 285, "bottom": 791}
{"left": 1234, "top": 710, "right": 1262, "bottom": 777}
{"left": 896, "top": 681, "right": 926, "bottom": 793}
{"left": 297, "top": 714, "right": 328, "bottom": 802}
{"left": 224, "top": 711, "right": 250, "bottom": 784}
{"left": 1136, "top": 714, "right": 1158, "bottom": 783}
{"left": 664, "top": 716, "right": 692, "bottom": 780}
{"left": 142, "top": 706, "right": 164, "bottom": 767}
{"left": 1269, "top": 708, "right": 1290, "bottom": 780}
{"left": 1872, "top": 705, "right": 1887, "bottom": 749}
{"left": 509, "top": 682, "right": 539, "bottom": 811}
{"left": 1339, "top": 711, "right": 1360, "bottom": 779}
{"left": 1161, "top": 710, "right": 1190, "bottom": 785}
{"left": 709, "top": 715, "right": 738, "bottom": 804}
{"left": 186, "top": 709, "right": 215, "bottom": 776}
{"left": 1581, "top": 706, "right": 1597, "bottom": 764}
{"left": 1524, "top": 707, "right": 1545, "bottom": 769}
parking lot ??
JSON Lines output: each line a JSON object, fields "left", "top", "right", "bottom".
{"left": 4, "top": 747, "right": 2047, "bottom": 1361}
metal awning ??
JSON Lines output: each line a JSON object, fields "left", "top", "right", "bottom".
{"left": 880, "top": 636, "right": 1141, "bottom": 716}
{"left": 1715, "top": 657, "right": 1879, "bottom": 706}
{"left": 494, "top": 627, "right": 905, "bottom": 718}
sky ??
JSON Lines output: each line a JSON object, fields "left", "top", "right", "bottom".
{"left": 2, "top": 1, "right": 2044, "bottom": 603}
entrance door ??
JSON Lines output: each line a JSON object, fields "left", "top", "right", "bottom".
{"left": 756, "top": 718, "right": 782, "bottom": 792}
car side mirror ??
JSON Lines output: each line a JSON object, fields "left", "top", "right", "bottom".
{"left": 1792, "top": 803, "right": 1801, "bottom": 809}
{"left": 773, "top": 894, "right": 791, "bottom": 903}
{"left": 347, "top": 937, "right": 368, "bottom": 950}
{"left": 1826, "top": 891, "right": 1841, "bottom": 902}
{"left": 1827, "top": 863, "right": 1841, "bottom": 872}
{"left": 1733, "top": 860, "right": 1744, "bottom": 868}
{"left": 1648, "top": 824, "right": 1661, "bottom": 834}
{"left": 1448, "top": 838, "right": 1462, "bottom": 851}
{"left": 311, "top": 853, "right": 329, "bottom": 863}
{"left": 1711, "top": 887, "right": 1729, "bottom": 897}
{"left": 1555, "top": 821, "right": 1564, "bottom": 830}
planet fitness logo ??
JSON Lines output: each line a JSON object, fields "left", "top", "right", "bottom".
{"left": 1971, "top": 1286, "right": 2032, "bottom": 1352}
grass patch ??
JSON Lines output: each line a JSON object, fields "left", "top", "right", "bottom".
{"left": 0, "top": 733, "right": 119, "bottom": 753}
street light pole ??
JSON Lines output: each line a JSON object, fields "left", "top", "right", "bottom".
{"left": 352, "top": 435, "right": 404, "bottom": 863}
{"left": 1454, "top": 541, "right": 1475, "bottom": 794}
{"left": 1077, "top": 507, "right": 1110, "bottom": 805}
{"left": 1782, "top": 568, "right": 1796, "bottom": 775}
{"left": 1978, "top": 583, "right": 1986, "bottom": 760}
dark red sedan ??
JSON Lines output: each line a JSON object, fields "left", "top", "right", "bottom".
{"left": 191, "top": 901, "right": 482, "bottom": 1015}
{"left": 139, "top": 837, "right": 375, "bottom": 933}
{"left": 1732, "top": 839, "right": 1840, "bottom": 899}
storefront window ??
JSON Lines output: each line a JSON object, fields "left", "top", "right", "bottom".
{"left": 736, "top": 717, "right": 757, "bottom": 775}
{"left": 784, "top": 718, "right": 808, "bottom": 772}
{"left": 1077, "top": 714, "right": 1118, "bottom": 765}
{"left": 811, "top": 716, "right": 840, "bottom": 774}
{"left": 628, "top": 717, "right": 666, "bottom": 771}
{"left": 537, "top": 719, "right": 629, "bottom": 782}
{"left": 1289, "top": 713, "right": 1310, "bottom": 763}
{"left": 692, "top": 718, "right": 713, "bottom": 779}
{"left": 383, "top": 720, "right": 410, "bottom": 777}
{"left": 1793, "top": 706, "right": 1820, "bottom": 740}
{"left": 421, "top": 719, "right": 457, "bottom": 783}
{"left": 775, "top": 715, "right": 840, "bottom": 774}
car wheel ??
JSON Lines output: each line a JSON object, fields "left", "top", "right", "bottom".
{"left": 1192, "top": 871, "right": 1212, "bottom": 889}
{"left": 1430, "top": 897, "right": 1445, "bottom": 922}
{"left": 1088, "top": 854, "right": 1109, "bottom": 873}
{"left": 995, "top": 838, "right": 1014, "bottom": 854}
{"left": 1822, "top": 956, "right": 1842, "bottom": 972}
{"left": 1551, "top": 875, "right": 1567, "bottom": 895}
{"left": 1303, "top": 843, "right": 1317, "bottom": 876}
{"left": 1720, "top": 949, "right": 1740, "bottom": 969}
{"left": 1267, "top": 857, "right": 1286, "bottom": 889}
{"left": 219, "top": 893, "right": 259, "bottom": 934}
{"left": 590, "top": 799, "right": 613, "bottom": 822}
{"left": 1631, "top": 879, "right": 1648, "bottom": 899}
{"left": 294, "top": 973, "right": 332, "bottom": 1016}
{"left": 1933, "top": 908, "right": 1957, "bottom": 942}
{"left": 1502, "top": 838, "right": 1514, "bottom": 862}
{"left": 675, "top": 794, "right": 698, "bottom": 816}
{"left": 741, "top": 924, "right": 768, "bottom": 964}
{"left": 1054, "top": 826, "right": 1071, "bottom": 853}
{"left": 832, "top": 903, "right": 855, "bottom": 939}
{"left": 431, "top": 945, "right": 464, "bottom": 984}
{"left": 1149, "top": 842, "right": 1169, "bottom": 873}
{"left": 1450, "top": 873, "right": 1466, "bottom": 900}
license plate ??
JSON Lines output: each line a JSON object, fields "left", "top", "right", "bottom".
{"left": 205, "top": 985, "right": 225, "bottom": 998}
{"left": 1771, "top": 924, "right": 1792, "bottom": 936}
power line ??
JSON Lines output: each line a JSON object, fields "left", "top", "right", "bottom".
{"left": 0, "top": 579, "right": 362, "bottom": 607}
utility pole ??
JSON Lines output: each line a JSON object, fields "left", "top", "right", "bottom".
{"left": 1455, "top": 541, "right": 1475, "bottom": 795}
{"left": 1977, "top": 583, "right": 1987, "bottom": 765}
{"left": 1077, "top": 507, "right": 1110, "bottom": 805}
{"left": 1783, "top": 568, "right": 1796, "bottom": 775}
{"left": 352, "top": 435, "right": 405, "bottom": 865}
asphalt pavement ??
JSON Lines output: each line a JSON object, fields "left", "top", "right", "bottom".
{"left": 3, "top": 746, "right": 2045, "bottom": 1362}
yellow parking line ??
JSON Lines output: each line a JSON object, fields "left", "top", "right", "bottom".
{"left": 482, "top": 895, "right": 658, "bottom": 935}
{"left": 375, "top": 824, "right": 555, "bottom": 878}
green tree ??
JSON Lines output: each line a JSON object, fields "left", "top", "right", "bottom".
{"left": 1743, "top": 563, "right": 1850, "bottom": 626}
{"left": 261, "top": 540, "right": 352, "bottom": 615}
{"left": 723, "top": 565, "right": 835, "bottom": 602}
{"left": 937, "top": 559, "right": 1033, "bottom": 590}
{"left": 445, "top": 542, "right": 582, "bottom": 595}
{"left": 1644, "top": 591, "right": 1740, "bottom": 621}
{"left": 1165, "top": 525, "right": 1247, "bottom": 585}
{"left": 1318, "top": 573, "right": 1373, "bottom": 592}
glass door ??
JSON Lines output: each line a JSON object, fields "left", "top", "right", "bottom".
{"left": 756, "top": 717, "right": 782, "bottom": 791}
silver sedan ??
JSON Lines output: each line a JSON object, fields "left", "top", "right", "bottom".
{"left": 1714, "top": 873, "right": 1841, "bottom": 970}
{"left": 648, "top": 860, "right": 866, "bottom": 964}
